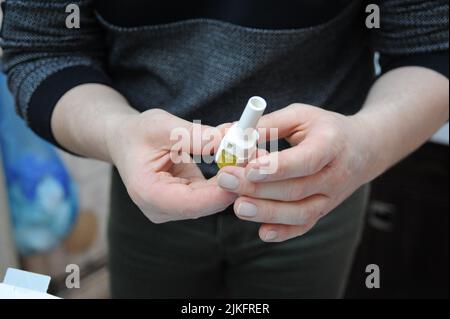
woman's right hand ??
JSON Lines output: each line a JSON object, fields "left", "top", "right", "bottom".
{"left": 52, "top": 84, "right": 234, "bottom": 223}
{"left": 105, "top": 108, "right": 236, "bottom": 223}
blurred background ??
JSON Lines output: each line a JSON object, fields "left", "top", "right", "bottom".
{"left": 0, "top": 6, "right": 448, "bottom": 299}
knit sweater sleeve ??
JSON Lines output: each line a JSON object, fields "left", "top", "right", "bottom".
{"left": 0, "top": 0, "right": 111, "bottom": 145}
{"left": 370, "top": 0, "right": 449, "bottom": 77}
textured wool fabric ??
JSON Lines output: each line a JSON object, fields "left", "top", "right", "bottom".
{"left": 372, "top": 0, "right": 449, "bottom": 54}
{"left": 1, "top": 0, "right": 448, "bottom": 131}
{"left": 96, "top": 1, "right": 374, "bottom": 177}
{"left": 0, "top": 0, "right": 447, "bottom": 298}
{"left": 0, "top": 0, "right": 107, "bottom": 120}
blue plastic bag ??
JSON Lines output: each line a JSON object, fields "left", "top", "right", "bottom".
{"left": 0, "top": 71, "right": 78, "bottom": 255}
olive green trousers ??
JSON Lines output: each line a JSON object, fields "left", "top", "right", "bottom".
{"left": 108, "top": 169, "right": 369, "bottom": 298}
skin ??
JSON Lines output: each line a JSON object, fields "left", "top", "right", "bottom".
{"left": 52, "top": 66, "right": 448, "bottom": 240}
{"left": 217, "top": 66, "right": 449, "bottom": 242}
{"left": 52, "top": 84, "right": 236, "bottom": 223}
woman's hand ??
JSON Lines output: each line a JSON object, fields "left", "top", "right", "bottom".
{"left": 217, "top": 67, "right": 448, "bottom": 243}
{"left": 217, "top": 103, "right": 378, "bottom": 242}
{"left": 106, "top": 108, "right": 236, "bottom": 223}
{"left": 52, "top": 84, "right": 235, "bottom": 224}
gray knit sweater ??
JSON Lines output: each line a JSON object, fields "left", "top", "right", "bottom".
{"left": 0, "top": 0, "right": 448, "bottom": 175}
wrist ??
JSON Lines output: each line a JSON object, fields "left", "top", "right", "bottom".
{"left": 103, "top": 108, "right": 139, "bottom": 165}
{"left": 349, "top": 111, "right": 389, "bottom": 183}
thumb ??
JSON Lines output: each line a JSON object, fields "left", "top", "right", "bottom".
{"left": 256, "top": 103, "right": 314, "bottom": 142}
{"left": 167, "top": 117, "right": 224, "bottom": 155}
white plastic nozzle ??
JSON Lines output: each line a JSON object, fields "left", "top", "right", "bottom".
{"left": 215, "top": 96, "right": 267, "bottom": 166}
{"left": 237, "top": 96, "right": 267, "bottom": 131}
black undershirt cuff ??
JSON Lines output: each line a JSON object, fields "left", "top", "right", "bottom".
{"left": 380, "top": 51, "right": 449, "bottom": 79}
{"left": 27, "top": 52, "right": 448, "bottom": 152}
{"left": 28, "top": 65, "right": 112, "bottom": 151}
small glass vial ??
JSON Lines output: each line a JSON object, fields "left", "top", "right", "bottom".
{"left": 215, "top": 96, "right": 267, "bottom": 168}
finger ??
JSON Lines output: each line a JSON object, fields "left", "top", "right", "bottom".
{"left": 249, "top": 148, "right": 270, "bottom": 162}
{"left": 258, "top": 222, "right": 318, "bottom": 242}
{"left": 169, "top": 162, "right": 205, "bottom": 181}
{"left": 216, "top": 122, "right": 234, "bottom": 136}
{"left": 217, "top": 164, "right": 330, "bottom": 201}
{"left": 167, "top": 117, "right": 224, "bottom": 156}
{"left": 256, "top": 104, "right": 313, "bottom": 142}
{"left": 233, "top": 194, "right": 328, "bottom": 225}
{"left": 244, "top": 140, "right": 335, "bottom": 182}
{"left": 240, "top": 148, "right": 269, "bottom": 168}
{"left": 149, "top": 175, "right": 236, "bottom": 220}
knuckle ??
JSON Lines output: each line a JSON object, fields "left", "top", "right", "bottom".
{"left": 310, "top": 199, "right": 327, "bottom": 220}
{"left": 284, "top": 211, "right": 298, "bottom": 225}
{"left": 285, "top": 181, "right": 303, "bottom": 201}
{"left": 302, "top": 148, "right": 321, "bottom": 175}
{"left": 302, "top": 204, "right": 318, "bottom": 223}
{"left": 275, "top": 156, "right": 288, "bottom": 178}
{"left": 322, "top": 126, "right": 339, "bottom": 142}
{"left": 263, "top": 202, "right": 277, "bottom": 223}
{"left": 299, "top": 209, "right": 312, "bottom": 224}
{"left": 246, "top": 181, "right": 259, "bottom": 196}
{"left": 144, "top": 108, "right": 168, "bottom": 119}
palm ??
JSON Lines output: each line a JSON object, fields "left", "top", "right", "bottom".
{"left": 115, "top": 110, "right": 236, "bottom": 223}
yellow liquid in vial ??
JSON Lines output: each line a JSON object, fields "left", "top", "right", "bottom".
{"left": 217, "top": 149, "right": 238, "bottom": 168}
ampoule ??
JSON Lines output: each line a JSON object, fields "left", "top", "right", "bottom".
{"left": 215, "top": 96, "right": 267, "bottom": 168}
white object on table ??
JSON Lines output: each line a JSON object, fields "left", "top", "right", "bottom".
{"left": 0, "top": 268, "right": 59, "bottom": 299}
{"left": 0, "top": 283, "right": 59, "bottom": 299}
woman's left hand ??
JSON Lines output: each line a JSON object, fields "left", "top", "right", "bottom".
{"left": 217, "top": 103, "right": 380, "bottom": 242}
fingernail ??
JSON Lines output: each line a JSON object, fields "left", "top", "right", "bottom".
{"left": 217, "top": 172, "right": 240, "bottom": 190}
{"left": 264, "top": 231, "right": 278, "bottom": 241}
{"left": 237, "top": 202, "right": 257, "bottom": 217}
{"left": 247, "top": 169, "right": 268, "bottom": 182}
